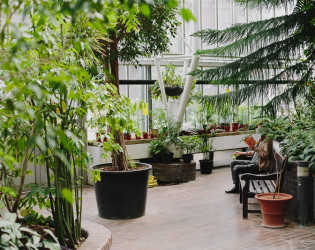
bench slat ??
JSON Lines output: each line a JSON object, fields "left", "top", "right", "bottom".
{"left": 248, "top": 181, "right": 257, "bottom": 193}
{"left": 257, "top": 180, "right": 272, "bottom": 193}
{"left": 263, "top": 180, "right": 276, "bottom": 193}
{"left": 252, "top": 180, "right": 263, "bottom": 194}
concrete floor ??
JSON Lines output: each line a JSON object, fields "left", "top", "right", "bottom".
{"left": 82, "top": 166, "right": 315, "bottom": 250}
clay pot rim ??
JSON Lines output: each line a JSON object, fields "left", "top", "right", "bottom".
{"left": 255, "top": 193, "right": 293, "bottom": 201}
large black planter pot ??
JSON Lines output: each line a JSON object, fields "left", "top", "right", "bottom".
{"left": 183, "top": 154, "right": 193, "bottom": 163}
{"left": 91, "top": 163, "right": 152, "bottom": 219}
{"left": 199, "top": 160, "right": 213, "bottom": 174}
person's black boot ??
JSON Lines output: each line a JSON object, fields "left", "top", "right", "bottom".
{"left": 225, "top": 186, "right": 239, "bottom": 193}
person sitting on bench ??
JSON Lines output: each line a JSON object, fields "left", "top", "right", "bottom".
{"left": 225, "top": 126, "right": 273, "bottom": 194}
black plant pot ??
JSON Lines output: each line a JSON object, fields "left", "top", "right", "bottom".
{"left": 208, "top": 151, "right": 214, "bottom": 161}
{"left": 161, "top": 152, "right": 174, "bottom": 164}
{"left": 91, "top": 163, "right": 151, "bottom": 219}
{"left": 199, "top": 160, "right": 213, "bottom": 174}
{"left": 183, "top": 154, "right": 193, "bottom": 163}
{"left": 165, "top": 86, "right": 184, "bottom": 96}
{"left": 153, "top": 154, "right": 162, "bottom": 163}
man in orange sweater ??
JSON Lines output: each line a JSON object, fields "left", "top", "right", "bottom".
{"left": 225, "top": 134, "right": 273, "bottom": 194}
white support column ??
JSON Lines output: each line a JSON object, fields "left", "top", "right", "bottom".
{"left": 177, "top": 55, "right": 200, "bottom": 124}
{"left": 191, "top": 0, "right": 201, "bottom": 52}
{"left": 154, "top": 57, "right": 170, "bottom": 119}
{"left": 178, "top": 60, "right": 189, "bottom": 104}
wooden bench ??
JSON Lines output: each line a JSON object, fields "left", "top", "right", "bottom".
{"left": 238, "top": 149, "right": 288, "bottom": 218}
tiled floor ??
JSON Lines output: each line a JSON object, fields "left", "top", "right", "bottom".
{"left": 82, "top": 166, "right": 315, "bottom": 250}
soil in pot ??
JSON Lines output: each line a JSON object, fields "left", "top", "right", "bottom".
{"left": 255, "top": 193, "right": 293, "bottom": 228}
{"left": 182, "top": 154, "right": 193, "bottom": 163}
{"left": 199, "top": 160, "right": 213, "bottom": 174}
{"left": 91, "top": 163, "right": 152, "bottom": 219}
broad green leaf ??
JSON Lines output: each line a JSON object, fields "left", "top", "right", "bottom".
{"left": 62, "top": 188, "right": 73, "bottom": 205}
{"left": 180, "top": 8, "right": 196, "bottom": 22}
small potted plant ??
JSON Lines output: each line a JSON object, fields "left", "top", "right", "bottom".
{"left": 149, "top": 138, "right": 169, "bottom": 163}
{"left": 124, "top": 130, "right": 132, "bottom": 140}
{"left": 219, "top": 104, "right": 232, "bottom": 132}
{"left": 179, "top": 135, "right": 201, "bottom": 163}
{"left": 199, "top": 133, "right": 215, "bottom": 174}
{"left": 142, "top": 131, "right": 149, "bottom": 139}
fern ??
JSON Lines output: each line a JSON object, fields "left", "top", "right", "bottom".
{"left": 193, "top": 0, "right": 315, "bottom": 116}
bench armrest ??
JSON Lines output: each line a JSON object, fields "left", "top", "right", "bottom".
{"left": 240, "top": 172, "right": 279, "bottom": 181}
{"left": 236, "top": 155, "right": 252, "bottom": 161}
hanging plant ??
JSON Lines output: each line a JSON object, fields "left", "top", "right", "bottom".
{"left": 150, "top": 63, "right": 196, "bottom": 100}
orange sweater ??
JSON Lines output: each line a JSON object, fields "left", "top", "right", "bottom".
{"left": 254, "top": 138, "right": 273, "bottom": 171}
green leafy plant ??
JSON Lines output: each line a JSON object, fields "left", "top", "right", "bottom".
{"left": 199, "top": 133, "right": 215, "bottom": 160}
{"left": 0, "top": 211, "right": 59, "bottom": 250}
{"left": 101, "top": 1, "right": 180, "bottom": 170}
{"left": 280, "top": 116, "right": 315, "bottom": 172}
{"left": 178, "top": 135, "right": 201, "bottom": 155}
{"left": 192, "top": 0, "right": 314, "bottom": 119}
{"left": 149, "top": 138, "right": 168, "bottom": 157}
{"left": 150, "top": 63, "right": 196, "bottom": 100}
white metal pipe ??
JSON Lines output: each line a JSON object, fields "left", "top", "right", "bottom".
{"left": 177, "top": 32, "right": 193, "bottom": 52}
{"left": 155, "top": 55, "right": 194, "bottom": 60}
{"left": 154, "top": 57, "right": 170, "bottom": 119}
{"left": 177, "top": 55, "right": 200, "bottom": 124}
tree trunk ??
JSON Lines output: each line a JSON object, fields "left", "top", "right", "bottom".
{"left": 108, "top": 34, "right": 128, "bottom": 171}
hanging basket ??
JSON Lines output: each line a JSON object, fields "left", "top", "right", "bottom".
{"left": 165, "top": 86, "right": 184, "bottom": 97}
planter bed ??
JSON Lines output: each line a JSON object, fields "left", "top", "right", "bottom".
{"left": 152, "top": 162, "right": 196, "bottom": 183}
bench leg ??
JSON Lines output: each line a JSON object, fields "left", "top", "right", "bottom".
{"left": 239, "top": 183, "right": 243, "bottom": 204}
{"left": 242, "top": 182, "right": 249, "bottom": 219}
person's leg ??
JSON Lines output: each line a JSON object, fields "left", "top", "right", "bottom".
{"left": 234, "top": 164, "right": 260, "bottom": 188}
{"left": 230, "top": 160, "right": 251, "bottom": 185}
{"left": 226, "top": 160, "right": 251, "bottom": 193}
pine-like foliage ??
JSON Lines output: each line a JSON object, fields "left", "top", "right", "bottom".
{"left": 192, "top": 0, "right": 315, "bottom": 117}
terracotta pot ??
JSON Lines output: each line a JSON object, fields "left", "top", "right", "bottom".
{"left": 231, "top": 122, "right": 239, "bottom": 132}
{"left": 224, "top": 126, "right": 230, "bottom": 132}
{"left": 95, "top": 133, "right": 107, "bottom": 142}
{"left": 124, "top": 134, "right": 131, "bottom": 140}
{"left": 255, "top": 193, "right": 293, "bottom": 228}
{"left": 142, "top": 132, "right": 148, "bottom": 139}
{"left": 150, "top": 129, "right": 159, "bottom": 138}
{"left": 209, "top": 125, "right": 214, "bottom": 130}
{"left": 135, "top": 134, "right": 141, "bottom": 140}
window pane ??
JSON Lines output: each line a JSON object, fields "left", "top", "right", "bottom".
{"left": 218, "top": 0, "right": 232, "bottom": 30}
{"left": 201, "top": 0, "right": 216, "bottom": 50}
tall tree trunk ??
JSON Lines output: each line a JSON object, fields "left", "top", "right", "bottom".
{"left": 107, "top": 34, "right": 128, "bottom": 171}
